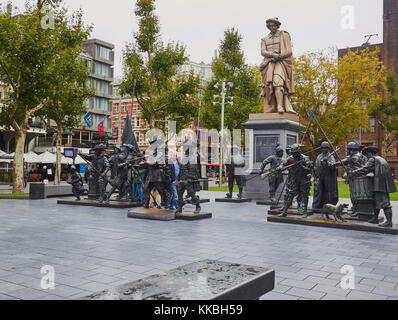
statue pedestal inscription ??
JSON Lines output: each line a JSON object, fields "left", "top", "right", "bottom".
{"left": 243, "top": 113, "right": 304, "bottom": 201}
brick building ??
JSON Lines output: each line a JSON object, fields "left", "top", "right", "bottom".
{"left": 337, "top": 0, "right": 398, "bottom": 176}
{"left": 111, "top": 84, "right": 148, "bottom": 151}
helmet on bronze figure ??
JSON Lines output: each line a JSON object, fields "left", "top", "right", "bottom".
{"left": 347, "top": 141, "right": 360, "bottom": 150}
{"left": 290, "top": 143, "right": 301, "bottom": 155}
{"left": 321, "top": 142, "right": 331, "bottom": 150}
{"left": 363, "top": 146, "right": 379, "bottom": 156}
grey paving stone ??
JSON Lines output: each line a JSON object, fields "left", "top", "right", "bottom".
{"left": 84, "top": 273, "right": 123, "bottom": 284}
{"left": 285, "top": 287, "right": 326, "bottom": 300}
{"left": 280, "top": 279, "right": 317, "bottom": 290}
{"left": 2, "top": 194, "right": 398, "bottom": 300}
{"left": 0, "top": 293, "right": 19, "bottom": 300}
{"left": 321, "top": 293, "right": 350, "bottom": 300}
{"left": 297, "top": 268, "right": 331, "bottom": 278}
{"left": 346, "top": 291, "right": 388, "bottom": 300}
{"left": 312, "top": 284, "right": 350, "bottom": 297}
{"left": 305, "top": 276, "right": 340, "bottom": 287}
{"left": 359, "top": 278, "right": 396, "bottom": 289}
{"left": 6, "top": 287, "right": 49, "bottom": 300}
{"left": 260, "top": 292, "right": 299, "bottom": 300}
{"left": 276, "top": 271, "right": 308, "bottom": 281}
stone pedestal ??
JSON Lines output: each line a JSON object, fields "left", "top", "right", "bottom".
{"left": 243, "top": 113, "right": 304, "bottom": 201}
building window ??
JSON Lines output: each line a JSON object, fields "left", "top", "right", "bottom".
{"left": 96, "top": 45, "right": 112, "bottom": 60}
{"left": 94, "top": 62, "right": 112, "bottom": 77}
{"left": 92, "top": 79, "right": 110, "bottom": 95}
{"left": 92, "top": 114, "right": 111, "bottom": 129}
{"left": 370, "top": 117, "right": 376, "bottom": 133}
{"left": 93, "top": 97, "right": 110, "bottom": 111}
{"left": 136, "top": 118, "right": 140, "bottom": 127}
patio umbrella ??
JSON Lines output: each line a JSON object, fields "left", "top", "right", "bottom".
{"left": 38, "top": 151, "right": 56, "bottom": 164}
{"left": 61, "top": 156, "right": 73, "bottom": 165}
{"left": 24, "top": 151, "right": 40, "bottom": 163}
{"left": 73, "top": 155, "right": 87, "bottom": 165}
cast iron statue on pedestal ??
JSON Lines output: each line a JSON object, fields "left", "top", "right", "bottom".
{"left": 225, "top": 144, "right": 246, "bottom": 200}
{"left": 340, "top": 140, "right": 372, "bottom": 218}
{"left": 142, "top": 137, "right": 170, "bottom": 209}
{"left": 350, "top": 146, "right": 397, "bottom": 228}
{"left": 260, "top": 17, "right": 296, "bottom": 114}
{"left": 80, "top": 144, "right": 109, "bottom": 204}
{"left": 175, "top": 139, "right": 201, "bottom": 214}
{"left": 68, "top": 166, "right": 84, "bottom": 201}
{"left": 278, "top": 144, "right": 313, "bottom": 218}
{"left": 312, "top": 142, "right": 339, "bottom": 211}
{"left": 261, "top": 145, "right": 284, "bottom": 204}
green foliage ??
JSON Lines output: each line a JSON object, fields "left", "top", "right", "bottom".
{"left": 201, "top": 28, "right": 262, "bottom": 131}
{"left": 293, "top": 47, "right": 385, "bottom": 151}
{"left": 120, "top": 0, "right": 200, "bottom": 132}
{"left": 370, "top": 71, "right": 398, "bottom": 154}
{"left": 36, "top": 7, "right": 94, "bottom": 132}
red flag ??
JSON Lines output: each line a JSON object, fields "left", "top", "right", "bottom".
{"left": 98, "top": 120, "right": 105, "bottom": 138}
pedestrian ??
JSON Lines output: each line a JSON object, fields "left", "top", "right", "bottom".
{"left": 41, "top": 166, "right": 48, "bottom": 182}
{"left": 168, "top": 150, "right": 179, "bottom": 210}
{"left": 133, "top": 161, "right": 145, "bottom": 203}
{"left": 23, "top": 165, "right": 29, "bottom": 188}
{"left": 84, "top": 166, "right": 91, "bottom": 184}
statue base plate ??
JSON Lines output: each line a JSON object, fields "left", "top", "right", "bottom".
{"left": 175, "top": 211, "right": 212, "bottom": 221}
{"left": 257, "top": 201, "right": 281, "bottom": 206}
{"left": 127, "top": 208, "right": 175, "bottom": 221}
{"left": 215, "top": 198, "right": 251, "bottom": 203}
{"left": 268, "top": 208, "right": 315, "bottom": 216}
{"left": 200, "top": 199, "right": 210, "bottom": 203}
{"left": 267, "top": 214, "right": 398, "bottom": 235}
{"left": 57, "top": 199, "right": 141, "bottom": 209}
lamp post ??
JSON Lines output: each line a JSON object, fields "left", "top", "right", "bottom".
{"left": 213, "top": 80, "right": 233, "bottom": 186}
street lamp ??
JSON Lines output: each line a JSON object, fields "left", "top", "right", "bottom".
{"left": 213, "top": 80, "right": 233, "bottom": 187}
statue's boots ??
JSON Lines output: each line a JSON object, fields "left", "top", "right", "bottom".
{"left": 278, "top": 203, "right": 289, "bottom": 217}
{"left": 194, "top": 204, "right": 201, "bottom": 214}
{"left": 238, "top": 188, "right": 243, "bottom": 199}
{"left": 269, "top": 192, "right": 276, "bottom": 204}
{"left": 368, "top": 209, "right": 380, "bottom": 224}
{"left": 302, "top": 204, "right": 308, "bottom": 219}
{"left": 379, "top": 208, "right": 393, "bottom": 228}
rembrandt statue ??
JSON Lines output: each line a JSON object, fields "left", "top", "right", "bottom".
{"left": 260, "top": 17, "right": 296, "bottom": 114}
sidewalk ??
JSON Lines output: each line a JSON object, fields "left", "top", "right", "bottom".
{"left": 0, "top": 192, "right": 398, "bottom": 300}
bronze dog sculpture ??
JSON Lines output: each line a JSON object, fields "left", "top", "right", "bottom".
{"left": 322, "top": 203, "right": 349, "bottom": 222}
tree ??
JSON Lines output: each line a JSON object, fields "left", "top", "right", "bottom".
{"left": 37, "top": 9, "right": 93, "bottom": 185}
{"left": 370, "top": 71, "right": 398, "bottom": 154}
{"left": 201, "top": 28, "right": 262, "bottom": 132}
{"left": 120, "top": 0, "right": 200, "bottom": 132}
{"left": 292, "top": 47, "right": 385, "bottom": 152}
{"left": 0, "top": 0, "right": 91, "bottom": 192}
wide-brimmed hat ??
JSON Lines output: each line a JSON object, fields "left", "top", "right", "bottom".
{"left": 363, "top": 146, "right": 379, "bottom": 154}
{"left": 266, "top": 17, "right": 281, "bottom": 27}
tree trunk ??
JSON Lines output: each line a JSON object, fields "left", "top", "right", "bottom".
{"left": 55, "top": 126, "right": 62, "bottom": 185}
{"left": 150, "top": 112, "right": 156, "bottom": 129}
{"left": 13, "top": 129, "right": 26, "bottom": 194}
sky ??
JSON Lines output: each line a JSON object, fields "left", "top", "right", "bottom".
{"left": 7, "top": 0, "right": 384, "bottom": 80}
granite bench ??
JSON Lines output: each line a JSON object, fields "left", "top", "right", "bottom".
{"left": 82, "top": 259, "right": 275, "bottom": 300}
{"left": 29, "top": 182, "right": 87, "bottom": 200}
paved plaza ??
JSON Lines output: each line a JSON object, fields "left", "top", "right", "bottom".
{"left": 1, "top": 192, "right": 398, "bottom": 300}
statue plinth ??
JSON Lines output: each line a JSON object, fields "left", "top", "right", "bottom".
{"left": 249, "top": 113, "right": 300, "bottom": 122}
{"left": 243, "top": 113, "right": 304, "bottom": 201}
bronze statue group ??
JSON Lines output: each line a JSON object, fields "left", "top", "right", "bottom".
{"left": 68, "top": 137, "right": 203, "bottom": 214}
{"left": 260, "top": 141, "right": 397, "bottom": 228}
